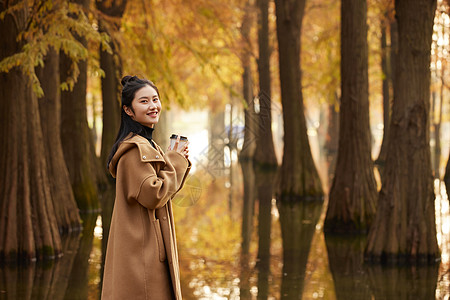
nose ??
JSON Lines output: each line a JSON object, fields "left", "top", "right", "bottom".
{"left": 149, "top": 101, "right": 157, "bottom": 109}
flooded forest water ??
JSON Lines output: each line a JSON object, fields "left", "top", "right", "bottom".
{"left": 1, "top": 159, "right": 450, "bottom": 300}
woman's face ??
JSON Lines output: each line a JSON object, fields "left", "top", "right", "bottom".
{"left": 124, "top": 85, "right": 161, "bottom": 128}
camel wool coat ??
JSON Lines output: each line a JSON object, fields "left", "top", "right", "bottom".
{"left": 102, "top": 134, "right": 191, "bottom": 300}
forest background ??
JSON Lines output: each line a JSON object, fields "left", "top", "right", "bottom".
{"left": 0, "top": 0, "right": 449, "bottom": 268}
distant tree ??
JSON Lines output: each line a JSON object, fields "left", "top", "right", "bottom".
{"left": 254, "top": 0, "right": 277, "bottom": 167}
{"left": 275, "top": 0, "right": 323, "bottom": 201}
{"left": 376, "top": 1, "right": 397, "bottom": 177}
{"left": 60, "top": 0, "right": 101, "bottom": 211}
{"left": 97, "top": 0, "right": 127, "bottom": 171}
{"left": 365, "top": 0, "right": 439, "bottom": 263}
{"left": 324, "top": 0, "right": 377, "bottom": 234}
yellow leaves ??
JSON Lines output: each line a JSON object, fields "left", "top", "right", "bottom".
{"left": 0, "top": 0, "right": 109, "bottom": 96}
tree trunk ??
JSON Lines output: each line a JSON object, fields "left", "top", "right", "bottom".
{"left": 324, "top": 0, "right": 377, "bottom": 234}
{"left": 239, "top": 0, "right": 256, "bottom": 259}
{"left": 325, "top": 99, "right": 339, "bottom": 184}
{"left": 434, "top": 59, "right": 444, "bottom": 178}
{"left": 255, "top": 0, "right": 278, "bottom": 167}
{"left": 208, "top": 109, "right": 226, "bottom": 179}
{"left": 37, "top": 48, "right": 82, "bottom": 233}
{"left": 365, "top": 0, "right": 439, "bottom": 263}
{"left": 60, "top": 0, "right": 99, "bottom": 211}
{"left": 0, "top": 4, "right": 62, "bottom": 261}
{"left": 98, "top": 0, "right": 127, "bottom": 170}
{"left": 239, "top": 0, "right": 256, "bottom": 161}
{"left": 275, "top": 0, "right": 323, "bottom": 201}
{"left": 375, "top": 17, "right": 391, "bottom": 171}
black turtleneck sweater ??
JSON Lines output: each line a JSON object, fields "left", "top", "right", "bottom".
{"left": 139, "top": 125, "right": 156, "bottom": 149}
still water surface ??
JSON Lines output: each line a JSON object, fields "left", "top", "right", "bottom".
{"left": 1, "top": 171, "right": 449, "bottom": 300}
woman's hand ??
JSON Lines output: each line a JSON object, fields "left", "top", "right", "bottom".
{"left": 167, "top": 136, "right": 189, "bottom": 159}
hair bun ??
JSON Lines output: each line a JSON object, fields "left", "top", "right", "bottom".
{"left": 121, "top": 75, "right": 136, "bottom": 86}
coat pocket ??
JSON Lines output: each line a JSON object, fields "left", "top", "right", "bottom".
{"left": 153, "top": 219, "right": 167, "bottom": 262}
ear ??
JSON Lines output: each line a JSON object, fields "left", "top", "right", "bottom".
{"left": 123, "top": 105, "right": 134, "bottom": 117}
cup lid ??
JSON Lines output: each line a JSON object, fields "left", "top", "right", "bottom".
{"left": 170, "top": 134, "right": 188, "bottom": 140}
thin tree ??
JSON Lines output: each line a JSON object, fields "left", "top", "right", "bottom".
{"left": 375, "top": 8, "right": 394, "bottom": 172}
{"left": 275, "top": 0, "right": 323, "bottom": 201}
{"left": 324, "top": 0, "right": 377, "bottom": 233}
{"left": 97, "top": 0, "right": 127, "bottom": 171}
{"left": 255, "top": 0, "right": 278, "bottom": 168}
{"left": 365, "top": 0, "right": 439, "bottom": 263}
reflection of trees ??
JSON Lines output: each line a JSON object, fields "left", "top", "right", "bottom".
{"left": 0, "top": 233, "right": 81, "bottom": 300}
{"left": 366, "top": 264, "right": 438, "bottom": 300}
{"left": 255, "top": 166, "right": 277, "bottom": 300}
{"left": 278, "top": 200, "right": 323, "bottom": 300}
{"left": 239, "top": 159, "right": 256, "bottom": 299}
{"left": 100, "top": 185, "right": 115, "bottom": 292}
{"left": 324, "top": 235, "right": 371, "bottom": 299}
{"left": 64, "top": 213, "right": 97, "bottom": 300}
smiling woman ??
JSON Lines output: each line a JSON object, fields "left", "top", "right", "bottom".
{"left": 123, "top": 84, "right": 162, "bottom": 128}
{"left": 102, "top": 75, "right": 191, "bottom": 300}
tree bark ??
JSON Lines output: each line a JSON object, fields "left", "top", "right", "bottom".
{"left": 37, "top": 48, "right": 82, "bottom": 233}
{"left": 275, "top": 0, "right": 323, "bottom": 201}
{"left": 255, "top": 0, "right": 278, "bottom": 167}
{"left": 60, "top": 0, "right": 99, "bottom": 211}
{"left": 365, "top": 0, "right": 439, "bottom": 263}
{"left": 324, "top": 0, "right": 377, "bottom": 234}
{"left": 0, "top": 3, "right": 62, "bottom": 261}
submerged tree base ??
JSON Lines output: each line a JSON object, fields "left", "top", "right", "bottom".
{"left": 364, "top": 252, "right": 441, "bottom": 266}
{"left": 278, "top": 194, "right": 324, "bottom": 203}
{"left": 324, "top": 218, "right": 371, "bottom": 235}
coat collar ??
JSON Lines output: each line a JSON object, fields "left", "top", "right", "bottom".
{"left": 109, "top": 134, "right": 166, "bottom": 178}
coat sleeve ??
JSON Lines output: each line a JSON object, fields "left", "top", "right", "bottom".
{"left": 118, "top": 147, "right": 190, "bottom": 210}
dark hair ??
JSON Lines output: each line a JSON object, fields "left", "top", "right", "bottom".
{"left": 106, "top": 75, "right": 160, "bottom": 169}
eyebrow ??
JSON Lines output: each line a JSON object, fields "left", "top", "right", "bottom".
{"left": 138, "top": 95, "right": 158, "bottom": 100}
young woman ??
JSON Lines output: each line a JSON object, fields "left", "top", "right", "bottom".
{"left": 102, "top": 75, "right": 191, "bottom": 300}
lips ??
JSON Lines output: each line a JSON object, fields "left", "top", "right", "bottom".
{"left": 147, "top": 111, "right": 158, "bottom": 117}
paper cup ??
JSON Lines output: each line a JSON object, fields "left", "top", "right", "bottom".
{"left": 169, "top": 134, "right": 188, "bottom": 151}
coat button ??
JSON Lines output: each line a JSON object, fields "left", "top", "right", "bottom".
{"left": 156, "top": 155, "right": 160, "bottom": 158}
{"left": 162, "top": 217, "right": 167, "bottom": 221}
{"left": 142, "top": 155, "right": 147, "bottom": 159}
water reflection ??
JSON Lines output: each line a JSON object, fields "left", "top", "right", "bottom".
{"left": 0, "top": 213, "right": 97, "bottom": 300}
{"left": 255, "top": 166, "right": 277, "bottom": 300}
{"left": 324, "top": 235, "right": 371, "bottom": 299}
{"left": 3, "top": 174, "right": 450, "bottom": 299}
{"left": 238, "top": 159, "right": 256, "bottom": 300}
{"left": 278, "top": 200, "right": 323, "bottom": 300}
{"left": 366, "top": 263, "right": 439, "bottom": 299}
